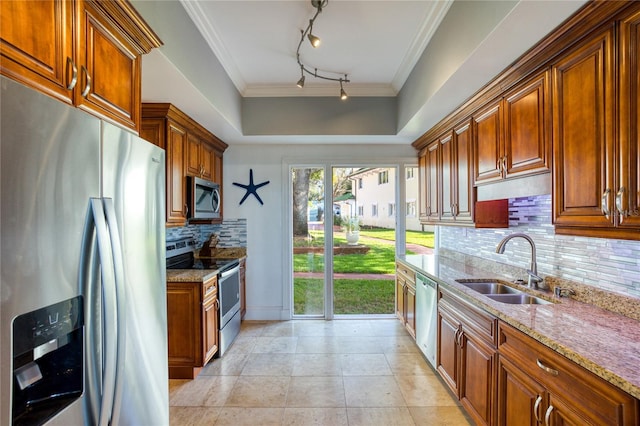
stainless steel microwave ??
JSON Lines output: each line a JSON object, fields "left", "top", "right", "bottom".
{"left": 187, "top": 176, "right": 221, "bottom": 219}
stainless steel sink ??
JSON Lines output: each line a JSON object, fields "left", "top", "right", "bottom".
{"left": 485, "top": 294, "right": 552, "bottom": 305}
{"left": 456, "top": 281, "right": 520, "bottom": 295}
{"left": 455, "top": 279, "right": 555, "bottom": 305}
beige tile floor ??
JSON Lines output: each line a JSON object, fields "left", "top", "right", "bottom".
{"left": 169, "top": 319, "right": 472, "bottom": 426}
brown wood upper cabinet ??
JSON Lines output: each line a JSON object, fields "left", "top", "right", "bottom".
{"left": 0, "top": 0, "right": 161, "bottom": 132}
{"left": 419, "top": 120, "right": 474, "bottom": 225}
{"left": 141, "top": 103, "right": 228, "bottom": 227}
{"left": 552, "top": 12, "right": 640, "bottom": 240}
{"left": 474, "top": 70, "right": 550, "bottom": 186}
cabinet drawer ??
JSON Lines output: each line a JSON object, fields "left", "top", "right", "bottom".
{"left": 439, "top": 287, "right": 497, "bottom": 347}
{"left": 498, "top": 322, "right": 638, "bottom": 425}
{"left": 396, "top": 262, "right": 416, "bottom": 285}
{"left": 203, "top": 277, "right": 217, "bottom": 302}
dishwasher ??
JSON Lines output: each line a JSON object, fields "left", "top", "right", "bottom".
{"left": 415, "top": 273, "right": 438, "bottom": 369}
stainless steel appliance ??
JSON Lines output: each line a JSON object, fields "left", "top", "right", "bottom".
{"left": 1, "top": 76, "right": 169, "bottom": 425}
{"left": 166, "top": 238, "right": 241, "bottom": 357}
{"left": 416, "top": 273, "right": 438, "bottom": 369}
{"left": 187, "top": 176, "right": 221, "bottom": 220}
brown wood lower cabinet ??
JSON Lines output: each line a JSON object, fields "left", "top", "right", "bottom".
{"left": 497, "top": 321, "right": 639, "bottom": 425}
{"left": 167, "top": 276, "right": 219, "bottom": 379}
{"left": 395, "top": 261, "right": 416, "bottom": 338}
{"left": 437, "top": 287, "right": 497, "bottom": 426}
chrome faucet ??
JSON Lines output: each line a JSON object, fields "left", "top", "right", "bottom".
{"left": 495, "top": 233, "right": 544, "bottom": 289}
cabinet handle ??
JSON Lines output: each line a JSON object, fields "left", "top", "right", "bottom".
{"left": 616, "top": 187, "right": 625, "bottom": 217}
{"left": 533, "top": 395, "right": 542, "bottom": 423}
{"left": 214, "top": 298, "right": 220, "bottom": 311}
{"left": 601, "top": 188, "right": 611, "bottom": 218}
{"left": 81, "top": 66, "right": 91, "bottom": 97}
{"left": 544, "top": 404, "right": 554, "bottom": 426}
{"left": 501, "top": 156, "right": 508, "bottom": 175}
{"left": 66, "top": 57, "right": 78, "bottom": 90}
{"left": 536, "top": 358, "right": 559, "bottom": 376}
{"left": 183, "top": 203, "right": 189, "bottom": 217}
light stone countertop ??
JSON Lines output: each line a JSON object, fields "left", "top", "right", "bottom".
{"left": 397, "top": 254, "right": 640, "bottom": 400}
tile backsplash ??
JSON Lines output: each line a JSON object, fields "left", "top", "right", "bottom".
{"left": 166, "top": 218, "right": 247, "bottom": 248}
{"left": 439, "top": 195, "right": 640, "bottom": 298}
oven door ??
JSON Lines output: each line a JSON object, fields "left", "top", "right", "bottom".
{"left": 218, "top": 264, "right": 240, "bottom": 327}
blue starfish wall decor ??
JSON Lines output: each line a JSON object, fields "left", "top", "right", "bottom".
{"left": 232, "top": 169, "right": 270, "bottom": 205}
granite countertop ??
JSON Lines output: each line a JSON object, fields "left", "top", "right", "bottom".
{"left": 166, "top": 248, "right": 247, "bottom": 284}
{"left": 397, "top": 254, "right": 640, "bottom": 400}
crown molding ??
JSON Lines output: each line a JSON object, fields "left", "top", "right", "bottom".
{"left": 243, "top": 83, "right": 396, "bottom": 98}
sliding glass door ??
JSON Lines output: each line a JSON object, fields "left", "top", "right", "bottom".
{"left": 291, "top": 165, "right": 400, "bottom": 319}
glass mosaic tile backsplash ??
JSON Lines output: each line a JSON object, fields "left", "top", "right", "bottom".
{"left": 439, "top": 195, "right": 640, "bottom": 298}
{"left": 166, "top": 218, "right": 247, "bottom": 248}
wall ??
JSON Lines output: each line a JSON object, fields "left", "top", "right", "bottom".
{"left": 439, "top": 195, "right": 640, "bottom": 298}
{"left": 223, "top": 143, "right": 416, "bottom": 320}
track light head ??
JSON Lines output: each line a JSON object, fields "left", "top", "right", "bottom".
{"left": 297, "top": 75, "right": 305, "bottom": 88}
{"left": 307, "top": 33, "right": 321, "bottom": 48}
{"left": 340, "top": 79, "right": 348, "bottom": 100}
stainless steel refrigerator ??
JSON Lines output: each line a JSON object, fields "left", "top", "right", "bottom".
{"left": 1, "top": 76, "right": 169, "bottom": 425}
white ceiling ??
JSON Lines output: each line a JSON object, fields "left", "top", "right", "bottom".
{"left": 180, "top": 0, "right": 453, "bottom": 97}
{"left": 140, "top": 0, "right": 588, "bottom": 145}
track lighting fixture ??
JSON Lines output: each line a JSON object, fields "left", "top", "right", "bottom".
{"left": 295, "top": 0, "right": 350, "bottom": 100}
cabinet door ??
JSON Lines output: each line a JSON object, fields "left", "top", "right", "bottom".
{"left": 200, "top": 142, "right": 214, "bottom": 181}
{"left": 167, "top": 283, "right": 200, "bottom": 366}
{"left": 186, "top": 133, "right": 202, "bottom": 176}
{"left": 166, "top": 122, "right": 187, "bottom": 225}
{"left": 203, "top": 296, "right": 219, "bottom": 363}
{"left": 460, "top": 333, "right": 495, "bottom": 426}
{"left": 395, "top": 276, "right": 405, "bottom": 323}
{"left": 418, "top": 151, "right": 429, "bottom": 221}
{"left": 497, "top": 355, "right": 546, "bottom": 426}
{"left": 0, "top": 0, "right": 74, "bottom": 103}
{"left": 437, "top": 308, "right": 460, "bottom": 395}
{"left": 425, "top": 141, "right": 440, "bottom": 221}
{"left": 618, "top": 9, "right": 640, "bottom": 229}
{"left": 503, "top": 70, "right": 550, "bottom": 178}
{"left": 76, "top": 0, "right": 141, "bottom": 131}
{"left": 405, "top": 283, "right": 416, "bottom": 338}
{"left": 454, "top": 121, "right": 474, "bottom": 222}
{"left": 474, "top": 101, "right": 503, "bottom": 184}
{"left": 440, "top": 132, "right": 455, "bottom": 222}
{"left": 552, "top": 27, "right": 615, "bottom": 229}
{"left": 545, "top": 394, "right": 592, "bottom": 426}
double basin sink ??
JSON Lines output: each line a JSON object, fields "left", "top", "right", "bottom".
{"left": 455, "top": 280, "right": 554, "bottom": 305}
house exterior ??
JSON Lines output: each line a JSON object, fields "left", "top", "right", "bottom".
{"left": 346, "top": 167, "right": 423, "bottom": 231}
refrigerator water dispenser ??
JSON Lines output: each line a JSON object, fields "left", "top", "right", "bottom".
{"left": 12, "top": 297, "right": 83, "bottom": 425}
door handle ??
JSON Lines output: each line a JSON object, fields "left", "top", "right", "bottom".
{"left": 601, "top": 188, "right": 611, "bottom": 218}
{"left": 534, "top": 395, "right": 542, "bottom": 423}
{"left": 536, "top": 358, "right": 559, "bottom": 376}
{"left": 66, "top": 57, "right": 78, "bottom": 90}
{"left": 615, "top": 187, "right": 625, "bottom": 218}
{"left": 544, "top": 404, "right": 554, "bottom": 426}
{"left": 81, "top": 65, "right": 91, "bottom": 97}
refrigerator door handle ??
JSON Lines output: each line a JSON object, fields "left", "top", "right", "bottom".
{"left": 84, "top": 198, "right": 119, "bottom": 426}
{"left": 102, "top": 198, "right": 127, "bottom": 423}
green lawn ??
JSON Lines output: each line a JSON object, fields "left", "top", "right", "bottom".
{"left": 293, "top": 227, "right": 433, "bottom": 315}
{"left": 294, "top": 278, "right": 395, "bottom": 315}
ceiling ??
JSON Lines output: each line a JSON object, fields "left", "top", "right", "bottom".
{"left": 139, "top": 1, "right": 588, "bottom": 145}
{"left": 180, "top": 0, "right": 453, "bottom": 98}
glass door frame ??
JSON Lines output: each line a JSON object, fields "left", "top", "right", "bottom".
{"left": 286, "top": 161, "right": 414, "bottom": 320}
